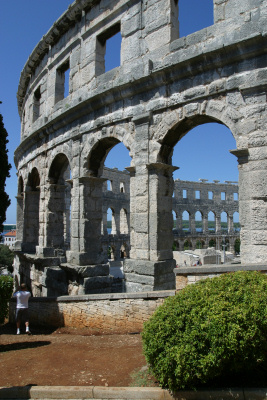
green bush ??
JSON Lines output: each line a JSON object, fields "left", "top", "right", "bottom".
{"left": 0, "top": 275, "right": 13, "bottom": 324}
{"left": 142, "top": 271, "right": 267, "bottom": 390}
{"left": 0, "top": 244, "right": 14, "bottom": 271}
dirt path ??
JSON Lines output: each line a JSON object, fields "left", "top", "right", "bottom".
{"left": 0, "top": 325, "right": 154, "bottom": 388}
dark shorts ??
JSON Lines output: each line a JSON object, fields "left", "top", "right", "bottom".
{"left": 16, "top": 308, "right": 29, "bottom": 323}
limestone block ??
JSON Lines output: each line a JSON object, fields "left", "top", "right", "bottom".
{"left": 124, "top": 272, "right": 154, "bottom": 285}
{"left": 84, "top": 275, "right": 113, "bottom": 291}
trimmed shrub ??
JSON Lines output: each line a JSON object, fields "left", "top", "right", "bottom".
{"left": 142, "top": 271, "right": 267, "bottom": 390}
{"left": 0, "top": 275, "right": 13, "bottom": 324}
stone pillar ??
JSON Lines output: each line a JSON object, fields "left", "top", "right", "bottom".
{"left": 123, "top": 114, "right": 176, "bottom": 292}
{"left": 176, "top": 212, "right": 183, "bottom": 232}
{"left": 67, "top": 176, "right": 107, "bottom": 265}
{"left": 14, "top": 194, "right": 24, "bottom": 251}
{"left": 37, "top": 182, "right": 66, "bottom": 257}
{"left": 190, "top": 213, "right": 196, "bottom": 233}
{"left": 203, "top": 213, "right": 209, "bottom": 234}
{"left": 230, "top": 147, "right": 267, "bottom": 264}
{"left": 22, "top": 189, "right": 40, "bottom": 253}
{"left": 66, "top": 175, "right": 112, "bottom": 294}
{"left": 228, "top": 214, "right": 234, "bottom": 234}
{"left": 215, "top": 214, "right": 221, "bottom": 234}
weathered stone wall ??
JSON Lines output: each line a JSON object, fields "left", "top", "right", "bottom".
{"left": 175, "top": 265, "right": 267, "bottom": 290}
{"left": 9, "top": 291, "right": 174, "bottom": 333}
{"left": 14, "top": 0, "right": 267, "bottom": 294}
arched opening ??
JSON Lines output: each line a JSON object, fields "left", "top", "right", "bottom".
{"left": 158, "top": 117, "right": 239, "bottom": 262}
{"left": 107, "top": 207, "right": 116, "bottom": 235}
{"left": 108, "top": 245, "right": 116, "bottom": 261}
{"left": 208, "top": 211, "right": 215, "bottom": 233}
{"left": 209, "top": 238, "right": 216, "bottom": 248}
{"left": 221, "top": 212, "right": 228, "bottom": 233}
{"left": 184, "top": 239, "right": 192, "bottom": 250}
{"left": 195, "top": 211, "right": 203, "bottom": 233}
{"left": 182, "top": 211, "right": 190, "bottom": 232}
{"left": 98, "top": 140, "right": 131, "bottom": 260}
{"left": 48, "top": 153, "right": 72, "bottom": 252}
{"left": 172, "top": 210, "right": 177, "bottom": 230}
{"left": 23, "top": 168, "right": 40, "bottom": 253}
{"left": 86, "top": 138, "right": 131, "bottom": 268}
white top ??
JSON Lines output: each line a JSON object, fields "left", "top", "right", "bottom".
{"left": 14, "top": 290, "right": 31, "bottom": 309}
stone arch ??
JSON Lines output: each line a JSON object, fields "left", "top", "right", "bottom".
{"left": 18, "top": 175, "right": 24, "bottom": 195}
{"left": 47, "top": 153, "right": 72, "bottom": 252}
{"left": 48, "top": 153, "right": 71, "bottom": 184}
{"left": 23, "top": 167, "right": 41, "bottom": 253}
{"left": 82, "top": 125, "right": 134, "bottom": 177}
{"left": 156, "top": 110, "right": 238, "bottom": 165}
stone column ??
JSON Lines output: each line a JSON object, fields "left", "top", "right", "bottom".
{"left": 123, "top": 114, "right": 177, "bottom": 292}
{"left": 228, "top": 214, "right": 234, "bottom": 234}
{"left": 190, "top": 213, "right": 196, "bottom": 233}
{"left": 14, "top": 194, "right": 24, "bottom": 251}
{"left": 22, "top": 189, "right": 40, "bottom": 253}
{"left": 37, "top": 182, "right": 66, "bottom": 257}
{"left": 203, "top": 213, "right": 209, "bottom": 234}
{"left": 230, "top": 147, "right": 267, "bottom": 264}
{"left": 176, "top": 212, "right": 183, "bottom": 232}
{"left": 66, "top": 175, "right": 112, "bottom": 294}
{"left": 215, "top": 214, "right": 221, "bottom": 234}
{"left": 67, "top": 176, "right": 107, "bottom": 265}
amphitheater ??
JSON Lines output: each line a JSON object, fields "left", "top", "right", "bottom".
{"left": 13, "top": 0, "right": 267, "bottom": 301}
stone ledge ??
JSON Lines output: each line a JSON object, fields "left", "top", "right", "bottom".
{"left": 174, "top": 264, "right": 267, "bottom": 275}
{"left": 0, "top": 386, "right": 266, "bottom": 400}
{"left": 9, "top": 290, "right": 176, "bottom": 303}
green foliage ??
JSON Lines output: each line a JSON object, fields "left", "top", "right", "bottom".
{"left": 142, "top": 271, "right": 267, "bottom": 390}
{"left": 0, "top": 275, "right": 13, "bottom": 324}
{"left": 0, "top": 245, "right": 14, "bottom": 270}
{"left": 0, "top": 113, "right": 11, "bottom": 235}
{"left": 235, "top": 238, "right": 241, "bottom": 254}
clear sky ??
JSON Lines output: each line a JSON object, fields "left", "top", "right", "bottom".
{"left": 0, "top": 0, "right": 238, "bottom": 225}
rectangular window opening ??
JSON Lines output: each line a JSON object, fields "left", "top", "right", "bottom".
{"left": 221, "top": 192, "right": 226, "bottom": 200}
{"left": 96, "top": 23, "right": 121, "bottom": 75}
{"left": 195, "top": 190, "right": 200, "bottom": 199}
{"left": 183, "top": 189, "right": 187, "bottom": 199}
{"left": 208, "top": 191, "right": 213, "bottom": 200}
{"left": 33, "top": 86, "right": 41, "bottom": 122}
{"left": 55, "top": 60, "right": 70, "bottom": 104}
{"left": 234, "top": 192, "right": 238, "bottom": 201}
{"left": 178, "top": 0, "right": 214, "bottom": 38}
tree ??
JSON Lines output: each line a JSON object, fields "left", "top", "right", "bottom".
{"left": 0, "top": 245, "right": 14, "bottom": 271}
{"left": 0, "top": 108, "right": 11, "bottom": 237}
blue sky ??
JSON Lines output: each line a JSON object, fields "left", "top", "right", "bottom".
{"left": 0, "top": 0, "right": 238, "bottom": 224}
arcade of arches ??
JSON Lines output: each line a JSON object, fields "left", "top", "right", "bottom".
{"left": 14, "top": 0, "right": 267, "bottom": 296}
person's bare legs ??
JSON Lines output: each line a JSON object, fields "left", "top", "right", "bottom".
{"left": 16, "top": 321, "right": 20, "bottom": 335}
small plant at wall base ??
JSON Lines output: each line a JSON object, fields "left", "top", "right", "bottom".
{"left": 0, "top": 275, "right": 13, "bottom": 324}
{"left": 142, "top": 271, "right": 267, "bottom": 391}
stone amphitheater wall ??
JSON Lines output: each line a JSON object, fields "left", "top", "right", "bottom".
{"left": 14, "top": 0, "right": 267, "bottom": 295}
